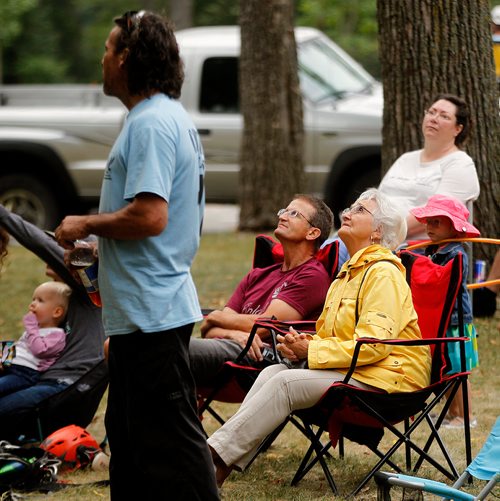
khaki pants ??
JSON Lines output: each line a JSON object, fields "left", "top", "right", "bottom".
{"left": 208, "top": 363, "right": 373, "bottom": 470}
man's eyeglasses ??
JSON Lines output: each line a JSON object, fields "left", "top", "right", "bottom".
{"left": 424, "top": 108, "right": 454, "bottom": 122}
{"left": 341, "top": 204, "right": 374, "bottom": 219}
{"left": 122, "top": 10, "right": 145, "bottom": 33}
{"left": 277, "top": 208, "right": 314, "bottom": 226}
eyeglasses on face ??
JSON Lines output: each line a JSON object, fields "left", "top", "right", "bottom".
{"left": 122, "top": 10, "right": 146, "bottom": 33}
{"left": 341, "top": 203, "right": 374, "bottom": 219}
{"left": 424, "top": 108, "right": 454, "bottom": 122}
{"left": 277, "top": 208, "right": 314, "bottom": 226}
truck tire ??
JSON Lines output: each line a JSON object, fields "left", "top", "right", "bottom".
{"left": 0, "top": 174, "right": 60, "bottom": 229}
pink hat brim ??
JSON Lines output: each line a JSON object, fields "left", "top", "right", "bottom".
{"left": 410, "top": 206, "right": 481, "bottom": 238}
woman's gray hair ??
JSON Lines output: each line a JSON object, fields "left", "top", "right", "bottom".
{"left": 357, "top": 188, "right": 407, "bottom": 250}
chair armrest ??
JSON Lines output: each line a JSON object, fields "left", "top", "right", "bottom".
{"left": 343, "top": 336, "right": 470, "bottom": 383}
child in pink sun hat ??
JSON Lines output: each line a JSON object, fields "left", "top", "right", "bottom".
{"left": 410, "top": 194, "right": 480, "bottom": 429}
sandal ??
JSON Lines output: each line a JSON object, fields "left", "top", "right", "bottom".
{"left": 442, "top": 416, "right": 477, "bottom": 429}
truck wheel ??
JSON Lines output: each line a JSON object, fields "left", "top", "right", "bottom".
{"left": 0, "top": 175, "right": 59, "bottom": 229}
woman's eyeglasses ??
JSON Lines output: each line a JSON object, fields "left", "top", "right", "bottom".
{"left": 341, "top": 204, "right": 373, "bottom": 219}
{"left": 424, "top": 108, "right": 453, "bottom": 122}
{"left": 277, "top": 208, "right": 314, "bottom": 227}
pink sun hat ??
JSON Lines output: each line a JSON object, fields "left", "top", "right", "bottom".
{"left": 410, "top": 194, "right": 480, "bottom": 238}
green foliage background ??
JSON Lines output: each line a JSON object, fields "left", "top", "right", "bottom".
{"left": 2, "top": 0, "right": 498, "bottom": 85}
{"left": 1, "top": 0, "right": 381, "bottom": 84}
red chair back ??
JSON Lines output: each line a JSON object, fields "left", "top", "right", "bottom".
{"left": 253, "top": 234, "right": 339, "bottom": 280}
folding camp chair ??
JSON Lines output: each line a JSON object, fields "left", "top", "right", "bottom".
{"left": 254, "top": 250, "right": 471, "bottom": 496}
{"left": 196, "top": 235, "right": 339, "bottom": 426}
{"left": 375, "top": 416, "right": 500, "bottom": 500}
{"left": 0, "top": 360, "right": 108, "bottom": 443}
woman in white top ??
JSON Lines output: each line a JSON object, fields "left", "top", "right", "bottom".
{"left": 379, "top": 94, "right": 480, "bottom": 239}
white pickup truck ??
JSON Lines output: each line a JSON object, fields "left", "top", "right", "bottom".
{"left": 0, "top": 26, "right": 382, "bottom": 229}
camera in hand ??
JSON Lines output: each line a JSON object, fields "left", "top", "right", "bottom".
{"left": 261, "top": 344, "right": 281, "bottom": 366}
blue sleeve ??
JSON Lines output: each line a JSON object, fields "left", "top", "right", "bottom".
{"left": 124, "top": 122, "right": 175, "bottom": 203}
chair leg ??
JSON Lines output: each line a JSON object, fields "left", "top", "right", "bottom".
{"left": 376, "top": 483, "right": 392, "bottom": 501}
{"left": 450, "top": 470, "right": 471, "bottom": 491}
{"left": 339, "top": 432, "right": 344, "bottom": 459}
{"left": 460, "top": 378, "right": 473, "bottom": 472}
{"left": 404, "top": 418, "right": 411, "bottom": 471}
{"left": 205, "top": 405, "right": 226, "bottom": 426}
{"left": 476, "top": 473, "right": 500, "bottom": 500}
{"left": 291, "top": 423, "right": 338, "bottom": 494}
{"left": 349, "top": 418, "right": 457, "bottom": 498}
{"left": 369, "top": 446, "right": 402, "bottom": 473}
{"left": 413, "top": 380, "right": 466, "bottom": 477}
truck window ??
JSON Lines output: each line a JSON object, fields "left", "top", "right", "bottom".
{"left": 199, "top": 57, "right": 239, "bottom": 113}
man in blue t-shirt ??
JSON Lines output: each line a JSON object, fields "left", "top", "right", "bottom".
{"left": 55, "top": 11, "right": 218, "bottom": 500}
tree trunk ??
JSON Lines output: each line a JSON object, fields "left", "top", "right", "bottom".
{"left": 377, "top": 0, "right": 500, "bottom": 261}
{"left": 239, "top": 0, "right": 304, "bottom": 231}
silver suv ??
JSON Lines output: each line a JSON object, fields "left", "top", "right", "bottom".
{"left": 176, "top": 26, "right": 382, "bottom": 224}
{"left": 0, "top": 26, "right": 382, "bottom": 228}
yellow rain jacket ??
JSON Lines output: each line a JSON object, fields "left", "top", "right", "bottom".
{"left": 308, "top": 245, "right": 431, "bottom": 393}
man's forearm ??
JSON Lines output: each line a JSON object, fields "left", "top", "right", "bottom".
{"left": 55, "top": 195, "right": 168, "bottom": 245}
{"left": 205, "top": 310, "right": 261, "bottom": 334}
{"left": 85, "top": 211, "right": 164, "bottom": 240}
{"left": 203, "top": 326, "right": 235, "bottom": 340}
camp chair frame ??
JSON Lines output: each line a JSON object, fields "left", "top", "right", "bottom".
{"left": 291, "top": 336, "right": 471, "bottom": 496}
{"left": 0, "top": 360, "right": 108, "bottom": 443}
{"left": 289, "top": 251, "right": 471, "bottom": 496}
{"left": 197, "top": 318, "right": 316, "bottom": 427}
{"left": 375, "top": 416, "right": 500, "bottom": 501}
{"left": 245, "top": 250, "right": 471, "bottom": 496}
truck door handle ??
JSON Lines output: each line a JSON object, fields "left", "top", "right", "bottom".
{"left": 198, "top": 129, "right": 211, "bottom": 136}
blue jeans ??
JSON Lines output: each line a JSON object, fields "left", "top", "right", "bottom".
{"left": 0, "top": 379, "right": 69, "bottom": 416}
{"left": 0, "top": 364, "right": 40, "bottom": 397}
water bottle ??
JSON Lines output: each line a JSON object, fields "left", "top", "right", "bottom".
{"left": 69, "top": 240, "right": 102, "bottom": 307}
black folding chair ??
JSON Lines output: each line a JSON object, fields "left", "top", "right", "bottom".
{"left": 285, "top": 251, "right": 471, "bottom": 496}
{"left": 0, "top": 360, "right": 108, "bottom": 443}
{"left": 245, "top": 251, "right": 471, "bottom": 496}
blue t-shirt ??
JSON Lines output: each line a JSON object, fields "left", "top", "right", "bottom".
{"left": 98, "top": 94, "right": 205, "bottom": 335}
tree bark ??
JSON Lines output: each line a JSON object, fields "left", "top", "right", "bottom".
{"left": 377, "top": 0, "right": 499, "bottom": 261}
{"left": 239, "top": 0, "right": 304, "bottom": 230}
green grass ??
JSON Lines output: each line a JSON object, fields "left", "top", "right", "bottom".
{"left": 0, "top": 233, "right": 498, "bottom": 500}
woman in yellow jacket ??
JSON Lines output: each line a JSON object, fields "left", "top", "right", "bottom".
{"left": 208, "top": 188, "right": 432, "bottom": 487}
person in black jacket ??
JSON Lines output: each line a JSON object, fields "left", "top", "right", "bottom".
{"left": 0, "top": 204, "right": 105, "bottom": 421}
